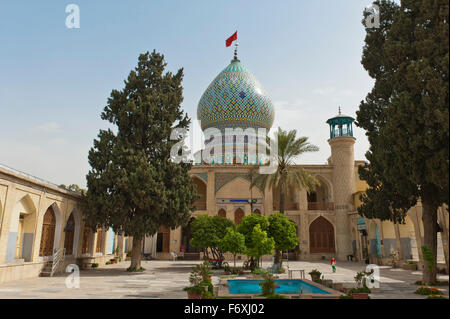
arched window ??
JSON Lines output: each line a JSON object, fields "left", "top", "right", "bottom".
{"left": 234, "top": 208, "right": 245, "bottom": 224}
{"left": 309, "top": 216, "right": 335, "bottom": 253}
{"left": 218, "top": 208, "right": 226, "bottom": 218}
{"left": 39, "top": 206, "right": 56, "bottom": 256}
{"left": 253, "top": 209, "right": 261, "bottom": 215}
{"left": 63, "top": 213, "right": 75, "bottom": 255}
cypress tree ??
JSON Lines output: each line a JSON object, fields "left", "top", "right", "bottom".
{"left": 357, "top": 0, "right": 449, "bottom": 282}
{"left": 84, "top": 51, "right": 196, "bottom": 271}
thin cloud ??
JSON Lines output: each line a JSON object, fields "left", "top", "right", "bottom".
{"left": 36, "top": 122, "right": 61, "bottom": 133}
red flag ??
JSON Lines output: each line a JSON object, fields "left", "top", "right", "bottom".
{"left": 226, "top": 31, "right": 237, "bottom": 47}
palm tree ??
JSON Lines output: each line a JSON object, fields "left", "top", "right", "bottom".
{"left": 248, "top": 128, "right": 320, "bottom": 265}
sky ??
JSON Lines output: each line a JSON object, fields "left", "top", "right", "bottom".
{"left": 0, "top": 0, "right": 375, "bottom": 188}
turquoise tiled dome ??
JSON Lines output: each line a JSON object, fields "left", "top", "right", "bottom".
{"left": 197, "top": 59, "right": 275, "bottom": 131}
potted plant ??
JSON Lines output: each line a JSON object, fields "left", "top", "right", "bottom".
{"left": 308, "top": 269, "right": 322, "bottom": 282}
{"left": 183, "top": 261, "right": 213, "bottom": 299}
{"left": 349, "top": 270, "right": 372, "bottom": 299}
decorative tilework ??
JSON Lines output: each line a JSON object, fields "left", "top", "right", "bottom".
{"left": 198, "top": 60, "right": 275, "bottom": 132}
{"left": 193, "top": 173, "right": 207, "bottom": 183}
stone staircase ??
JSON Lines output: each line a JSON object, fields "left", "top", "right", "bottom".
{"left": 40, "top": 261, "right": 54, "bottom": 277}
{"left": 39, "top": 248, "right": 66, "bottom": 277}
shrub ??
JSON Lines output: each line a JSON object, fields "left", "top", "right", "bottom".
{"left": 259, "top": 273, "right": 276, "bottom": 296}
{"left": 349, "top": 286, "right": 371, "bottom": 294}
{"left": 339, "top": 294, "right": 353, "bottom": 299}
{"left": 91, "top": 263, "right": 99, "bottom": 268}
{"left": 414, "top": 286, "right": 443, "bottom": 296}
{"left": 251, "top": 268, "right": 268, "bottom": 276}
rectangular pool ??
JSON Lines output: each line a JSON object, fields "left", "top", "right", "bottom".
{"left": 227, "top": 279, "right": 331, "bottom": 295}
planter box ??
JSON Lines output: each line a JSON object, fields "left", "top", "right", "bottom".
{"left": 310, "top": 274, "right": 321, "bottom": 282}
{"left": 351, "top": 293, "right": 369, "bottom": 299}
{"left": 187, "top": 291, "right": 203, "bottom": 299}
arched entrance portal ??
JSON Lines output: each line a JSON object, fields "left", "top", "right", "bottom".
{"left": 234, "top": 208, "right": 244, "bottom": 224}
{"left": 309, "top": 216, "right": 335, "bottom": 253}
{"left": 39, "top": 206, "right": 56, "bottom": 256}
{"left": 63, "top": 213, "right": 75, "bottom": 255}
{"left": 253, "top": 209, "right": 261, "bottom": 215}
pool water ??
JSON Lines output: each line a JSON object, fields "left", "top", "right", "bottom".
{"left": 227, "top": 279, "right": 330, "bottom": 295}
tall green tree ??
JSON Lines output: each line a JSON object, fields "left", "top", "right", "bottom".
{"left": 237, "top": 214, "right": 270, "bottom": 270}
{"left": 220, "top": 227, "right": 246, "bottom": 268}
{"left": 267, "top": 212, "right": 298, "bottom": 266}
{"left": 83, "top": 51, "right": 196, "bottom": 271}
{"left": 244, "top": 224, "right": 275, "bottom": 268}
{"left": 357, "top": 0, "right": 449, "bottom": 282}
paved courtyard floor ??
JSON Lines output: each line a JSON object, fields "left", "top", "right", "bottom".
{"left": 0, "top": 260, "right": 447, "bottom": 299}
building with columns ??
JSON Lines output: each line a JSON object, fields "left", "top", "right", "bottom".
{"left": 0, "top": 164, "right": 131, "bottom": 284}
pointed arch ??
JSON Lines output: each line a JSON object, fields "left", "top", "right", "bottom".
{"left": 253, "top": 208, "right": 261, "bottom": 215}
{"left": 63, "top": 213, "right": 75, "bottom": 255}
{"left": 191, "top": 176, "right": 207, "bottom": 211}
{"left": 6, "top": 194, "right": 37, "bottom": 262}
{"left": 309, "top": 216, "right": 335, "bottom": 253}
{"left": 39, "top": 205, "right": 56, "bottom": 256}
{"left": 234, "top": 208, "right": 245, "bottom": 225}
{"left": 218, "top": 208, "right": 226, "bottom": 218}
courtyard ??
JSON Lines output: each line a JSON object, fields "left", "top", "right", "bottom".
{"left": 0, "top": 260, "right": 447, "bottom": 299}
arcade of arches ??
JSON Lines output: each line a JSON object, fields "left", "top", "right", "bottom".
{"left": 0, "top": 165, "right": 133, "bottom": 284}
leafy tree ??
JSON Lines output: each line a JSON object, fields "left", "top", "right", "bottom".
{"left": 356, "top": 0, "right": 449, "bottom": 282}
{"left": 267, "top": 212, "right": 298, "bottom": 266}
{"left": 220, "top": 227, "right": 246, "bottom": 268}
{"left": 237, "top": 214, "right": 269, "bottom": 270}
{"left": 245, "top": 224, "right": 275, "bottom": 268}
{"left": 83, "top": 51, "right": 196, "bottom": 271}
{"left": 190, "top": 215, "right": 234, "bottom": 260}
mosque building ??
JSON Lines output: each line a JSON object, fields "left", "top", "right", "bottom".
{"left": 0, "top": 52, "right": 448, "bottom": 284}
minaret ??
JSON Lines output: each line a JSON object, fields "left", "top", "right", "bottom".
{"left": 326, "top": 107, "right": 356, "bottom": 260}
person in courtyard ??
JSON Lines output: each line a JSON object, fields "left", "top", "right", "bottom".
{"left": 331, "top": 257, "right": 336, "bottom": 273}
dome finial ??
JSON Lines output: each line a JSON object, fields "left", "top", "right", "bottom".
{"left": 338, "top": 106, "right": 341, "bottom": 115}
{"left": 234, "top": 42, "right": 239, "bottom": 61}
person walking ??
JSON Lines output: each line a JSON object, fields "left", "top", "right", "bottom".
{"left": 331, "top": 257, "right": 336, "bottom": 273}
